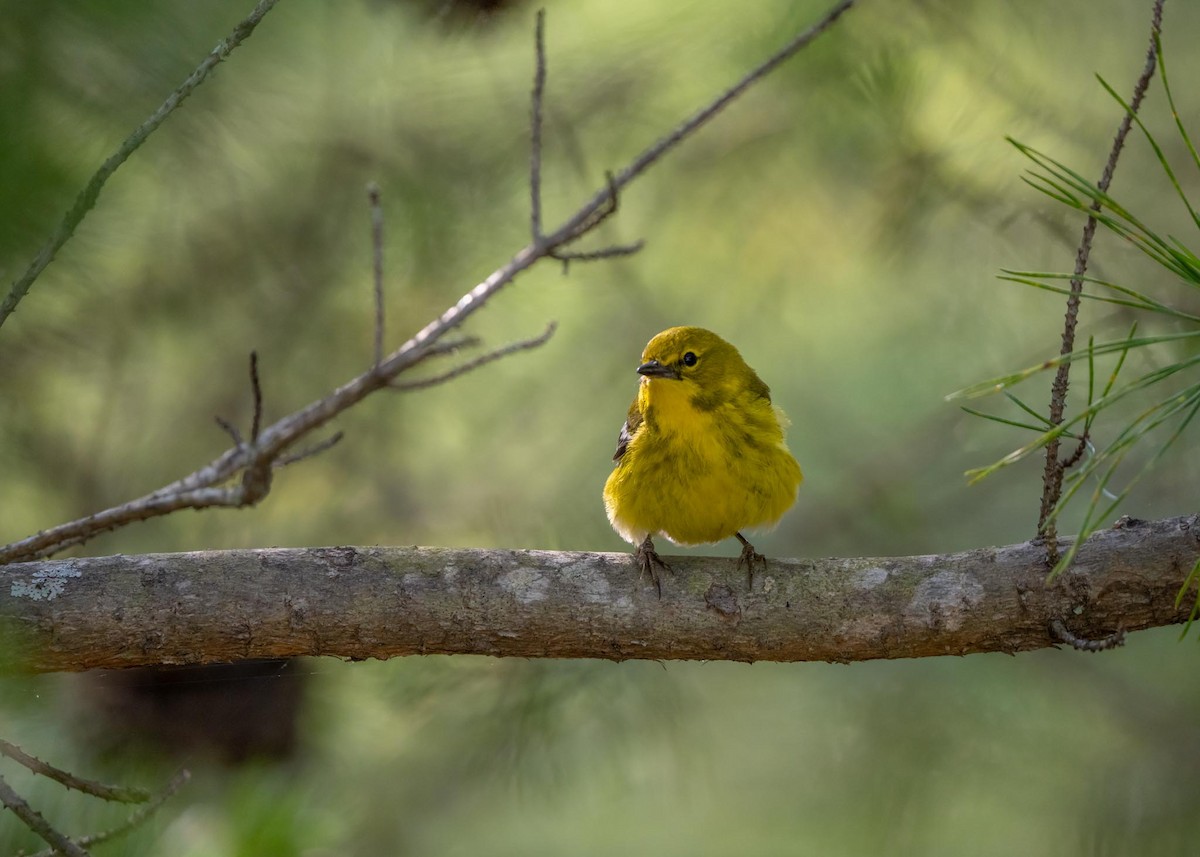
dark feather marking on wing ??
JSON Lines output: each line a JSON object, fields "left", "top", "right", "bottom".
{"left": 749, "top": 371, "right": 771, "bottom": 403}
{"left": 612, "top": 397, "right": 643, "bottom": 462}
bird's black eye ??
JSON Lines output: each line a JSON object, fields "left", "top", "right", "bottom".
{"left": 682, "top": 351, "right": 698, "bottom": 367}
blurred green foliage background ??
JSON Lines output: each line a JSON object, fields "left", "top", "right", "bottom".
{"left": 3, "top": 0, "right": 1200, "bottom": 854}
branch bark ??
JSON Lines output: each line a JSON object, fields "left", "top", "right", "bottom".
{"left": 2, "top": 515, "right": 1194, "bottom": 672}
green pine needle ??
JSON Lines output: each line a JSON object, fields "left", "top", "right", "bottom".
{"left": 1176, "top": 558, "right": 1200, "bottom": 641}
{"left": 964, "top": 44, "right": 1200, "bottom": 597}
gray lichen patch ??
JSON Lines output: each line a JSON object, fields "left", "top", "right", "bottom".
{"left": 10, "top": 566, "right": 82, "bottom": 601}
{"left": 904, "top": 571, "right": 985, "bottom": 632}
{"left": 852, "top": 566, "right": 890, "bottom": 590}
{"left": 557, "top": 559, "right": 612, "bottom": 605}
{"left": 835, "top": 613, "right": 891, "bottom": 642}
{"left": 498, "top": 567, "right": 550, "bottom": 605}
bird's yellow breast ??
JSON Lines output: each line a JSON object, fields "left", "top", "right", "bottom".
{"left": 603, "top": 376, "right": 802, "bottom": 546}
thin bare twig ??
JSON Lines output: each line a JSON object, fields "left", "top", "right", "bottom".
{"left": 1049, "top": 618, "right": 1126, "bottom": 652}
{"left": 1059, "top": 432, "right": 1090, "bottom": 470}
{"left": 529, "top": 14, "right": 633, "bottom": 267}
{"left": 552, "top": 241, "right": 645, "bottom": 268}
{"left": 24, "top": 770, "right": 191, "bottom": 857}
{"left": 560, "top": 171, "right": 622, "bottom": 243}
{"left": 0, "top": 1, "right": 854, "bottom": 564}
{"left": 368, "top": 182, "right": 386, "bottom": 369}
{"left": 0, "top": 773, "right": 89, "bottom": 857}
{"left": 604, "top": 0, "right": 854, "bottom": 202}
{"left": 214, "top": 353, "right": 265, "bottom": 450}
{"left": 423, "top": 336, "right": 482, "bottom": 358}
{"left": 530, "top": 0, "right": 855, "bottom": 260}
{"left": 0, "top": 0, "right": 282, "bottom": 330}
{"left": 1037, "top": 0, "right": 1165, "bottom": 561}
{"left": 249, "top": 351, "right": 263, "bottom": 443}
{"left": 276, "top": 431, "right": 345, "bottom": 468}
{"left": 214, "top": 416, "right": 244, "bottom": 448}
{"left": 530, "top": 8, "right": 547, "bottom": 242}
{"left": 391, "top": 323, "right": 557, "bottom": 391}
{"left": 0, "top": 740, "right": 149, "bottom": 803}
{"left": 549, "top": 172, "right": 645, "bottom": 264}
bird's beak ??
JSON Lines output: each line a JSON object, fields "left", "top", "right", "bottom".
{"left": 637, "top": 359, "right": 680, "bottom": 380}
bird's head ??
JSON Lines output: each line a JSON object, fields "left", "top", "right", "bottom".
{"left": 636, "top": 327, "right": 767, "bottom": 406}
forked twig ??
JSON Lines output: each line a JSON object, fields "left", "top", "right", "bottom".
{"left": 214, "top": 415, "right": 244, "bottom": 448}
{"left": 0, "top": 773, "right": 89, "bottom": 857}
{"left": 391, "top": 323, "right": 557, "bottom": 391}
{"left": 24, "top": 770, "right": 191, "bottom": 857}
{"left": 546, "top": 172, "right": 644, "bottom": 264}
{"left": 214, "top": 351, "right": 265, "bottom": 454}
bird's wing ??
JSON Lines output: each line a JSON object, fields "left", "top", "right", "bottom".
{"left": 612, "top": 396, "right": 643, "bottom": 462}
{"left": 749, "top": 370, "right": 771, "bottom": 403}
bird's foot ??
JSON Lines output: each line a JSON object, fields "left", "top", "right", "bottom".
{"left": 636, "top": 535, "right": 673, "bottom": 598}
{"left": 735, "top": 532, "right": 767, "bottom": 589}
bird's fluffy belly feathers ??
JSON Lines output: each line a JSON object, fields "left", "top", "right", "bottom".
{"left": 604, "top": 386, "right": 802, "bottom": 546}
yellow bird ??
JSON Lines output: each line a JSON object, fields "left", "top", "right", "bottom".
{"left": 603, "top": 327, "right": 803, "bottom": 594}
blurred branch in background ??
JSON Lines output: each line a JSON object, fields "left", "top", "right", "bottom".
{"left": 0, "top": 740, "right": 187, "bottom": 857}
{"left": 1, "top": 513, "right": 1195, "bottom": 671}
{"left": 0, "top": 0, "right": 282, "bottom": 331}
{"left": 0, "top": 739, "right": 149, "bottom": 803}
{"left": 19, "top": 770, "right": 190, "bottom": 857}
{"left": 0, "top": 0, "right": 855, "bottom": 567}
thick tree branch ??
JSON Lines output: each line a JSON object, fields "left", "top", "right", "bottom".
{"left": 1, "top": 515, "right": 1194, "bottom": 672}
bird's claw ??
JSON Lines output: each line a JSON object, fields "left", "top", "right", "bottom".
{"left": 735, "top": 532, "right": 768, "bottom": 589}
{"left": 636, "top": 535, "right": 673, "bottom": 598}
